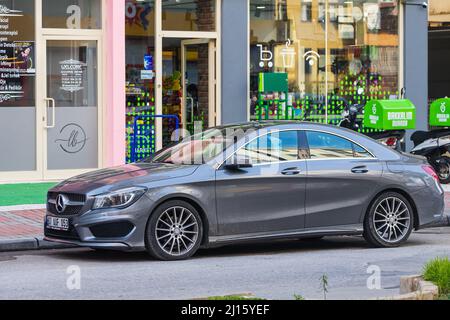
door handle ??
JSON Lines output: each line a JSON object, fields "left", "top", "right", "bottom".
{"left": 351, "top": 166, "right": 369, "bottom": 174}
{"left": 281, "top": 167, "right": 302, "bottom": 176}
{"left": 44, "top": 98, "right": 56, "bottom": 129}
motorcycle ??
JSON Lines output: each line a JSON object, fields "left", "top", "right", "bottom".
{"left": 338, "top": 98, "right": 405, "bottom": 151}
{"left": 411, "top": 129, "right": 450, "bottom": 184}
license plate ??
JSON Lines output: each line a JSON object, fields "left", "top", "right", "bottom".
{"left": 46, "top": 216, "right": 69, "bottom": 231}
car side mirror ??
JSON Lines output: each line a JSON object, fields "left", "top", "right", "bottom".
{"left": 223, "top": 154, "right": 253, "bottom": 171}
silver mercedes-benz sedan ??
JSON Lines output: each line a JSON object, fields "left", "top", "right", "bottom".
{"left": 45, "top": 122, "right": 446, "bottom": 260}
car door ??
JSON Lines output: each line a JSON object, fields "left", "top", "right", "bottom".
{"left": 215, "top": 130, "right": 307, "bottom": 236}
{"left": 304, "top": 130, "right": 383, "bottom": 228}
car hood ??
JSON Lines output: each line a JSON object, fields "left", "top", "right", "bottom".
{"left": 51, "top": 162, "right": 200, "bottom": 194}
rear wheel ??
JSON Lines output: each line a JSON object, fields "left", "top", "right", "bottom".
{"left": 145, "top": 200, "right": 203, "bottom": 261}
{"left": 364, "top": 192, "right": 414, "bottom": 248}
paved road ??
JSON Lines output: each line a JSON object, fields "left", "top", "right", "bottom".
{"left": 1, "top": 227, "right": 449, "bottom": 300}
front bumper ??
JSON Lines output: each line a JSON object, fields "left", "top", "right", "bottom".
{"left": 44, "top": 195, "right": 154, "bottom": 252}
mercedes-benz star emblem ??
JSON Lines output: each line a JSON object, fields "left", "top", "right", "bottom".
{"left": 56, "top": 194, "right": 68, "bottom": 214}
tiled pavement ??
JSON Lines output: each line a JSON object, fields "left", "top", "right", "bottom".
{"left": 0, "top": 209, "right": 45, "bottom": 241}
{"left": 0, "top": 192, "right": 449, "bottom": 250}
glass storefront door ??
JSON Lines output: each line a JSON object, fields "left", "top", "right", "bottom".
{"left": 160, "top": 37, "right": 216, "bottom": 146}
{"left": 181, "top": 39, "right": 215, "bottom": 134}
{"left": 43, "top": 38, "right": 100, "bottom": 178}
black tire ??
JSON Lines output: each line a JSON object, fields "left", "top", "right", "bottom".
{"left": 436, "top": 157, "right": 450, "bottom": 184}
{"left": 363, "top": 192, "right": 414, "bottom": 248}
{"left": 145, "top": 200, "right": 203, "bottom": 261}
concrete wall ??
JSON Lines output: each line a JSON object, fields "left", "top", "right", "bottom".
{"left": 221, "top": 0, "right": 249, "bottom": 124}
{"left": 404, "top": 1, "right": 429, "bottom": 150}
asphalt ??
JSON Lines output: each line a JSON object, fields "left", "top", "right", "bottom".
{"left": 0, "top": 227, "right": 449, "bottom": 300}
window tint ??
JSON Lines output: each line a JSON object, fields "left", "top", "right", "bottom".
{"left": 353, "top": 144, "right": 373, "bottom": 158}
{"left": 237, "top": 131, "right": 299, "bottom": 164}
{"left": 306, "top": 131, "right": 354, "bottom": 159}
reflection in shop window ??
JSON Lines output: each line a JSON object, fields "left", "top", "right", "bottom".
{"left": 125, "top": 0, "right": 156, "bottom": 163}
{"left": 42, "top": 0, "right": 102, "bottom": 29}
{"left": 162, "top": 0, "right": 216, "bottom": 32}
{"left": 250, "top": 0, "right": 400, "bottom": 133}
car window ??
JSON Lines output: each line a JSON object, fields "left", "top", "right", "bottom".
{"left": 236, "top": 131, "right": 299, "bottom": 164}
{"left": 306, "top": 131, "right": 354, "bottom": 159}
{"left": 353, "top": 144, "right": 373, "bottom": 158}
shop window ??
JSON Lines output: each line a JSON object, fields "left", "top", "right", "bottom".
{"left": 249, "top": 0, "right": 400, "bottom": 133}
{"left": 162, "top": 0, "right": 216, "bottom": 32}
{"left": 428, "top": 0, "right": 450, "bottom": 105}
{"left": 42, "top": 0, "right": 102, "bottom": 29}
{"left": 125, "top": 0, "right": 156, "bottom": 163}
{"left": 0, "top": 0, "right": 36, "bottom": 171}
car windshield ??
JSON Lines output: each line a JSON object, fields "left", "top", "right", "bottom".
{"left": 147, "top": 126, "right": 249, "bottom": 165}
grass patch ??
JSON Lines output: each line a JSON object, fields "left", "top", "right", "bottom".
{"left": 423, "top": 257, "right": 450, "bottom": 296}
{"left": 207, "top": 295, "right": 265, "bottom": 301}
{"left": 0, "top": 183, "right": 57, "bottom": 206}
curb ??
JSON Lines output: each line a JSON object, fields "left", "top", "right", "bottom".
{"left": 376, "top": 275, "right": 439, "bottom": 300}
{"left": 0, "top": 237, "right": 76, "bottom": 252}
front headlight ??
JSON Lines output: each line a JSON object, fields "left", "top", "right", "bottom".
{"left": 92, "top": 187, "right": 147, "bottom": 210}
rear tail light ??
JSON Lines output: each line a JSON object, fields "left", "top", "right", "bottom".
{"left": 422, "top": 165, "right": 439, "bottom": 183}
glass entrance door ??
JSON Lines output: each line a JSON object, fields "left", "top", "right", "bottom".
{"left": 181, "top": 39, "right": 216, "bottom": 134}
{"left": 43, "top": 39, "right": 100, "bottom": 178}
{"left": 160, "top": 38, "right": 216, "bottom": 146}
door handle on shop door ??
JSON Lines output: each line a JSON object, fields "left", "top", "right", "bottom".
{"left": 281, "top": 167, "right": 302, "bottom": 176}
{"left": 351, "top": 166, "right": 369, "bottom": 174}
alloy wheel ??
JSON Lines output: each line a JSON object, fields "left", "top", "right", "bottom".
{"left": 155, "top": 206, "right": 199, "bottom": 257}
{"left": 372, "top": 197, "right": 411, "bottom": 243}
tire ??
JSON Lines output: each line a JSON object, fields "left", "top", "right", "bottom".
{"left": 363, "top": 192, "right": 414, "bottom": 248}
{"left": 436, "top": 157, "right": 450, "bottom": 184}
{"left": 145, "top": 200, "right": 203, "bottom": 261}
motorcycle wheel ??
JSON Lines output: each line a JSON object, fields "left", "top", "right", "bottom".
{"left": 436, "top": 157, "right": 450, "bottom": 184}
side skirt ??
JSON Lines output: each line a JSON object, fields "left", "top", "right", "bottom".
{"left": 205, "top": 224, "right": 364, "bottom": 248}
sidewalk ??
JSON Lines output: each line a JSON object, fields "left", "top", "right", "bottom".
{"left": 0, "top": 193, "right": 449, "bottom": 252}
{"left": 0, "top": 206, "right": 71, "bottom": 251}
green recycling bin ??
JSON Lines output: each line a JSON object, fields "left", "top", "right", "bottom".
{"left": 429, "top": 98, "right": 450, "bottom": 127}
{"left": 363, "top": 99, "right": 416, "bottom": 130}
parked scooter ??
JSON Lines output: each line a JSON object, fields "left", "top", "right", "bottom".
{"left": 411, "top": 129, "right": 450, "bottom": 184}
{"left": 338, "top": 95, "right": 405, "bottom": 150}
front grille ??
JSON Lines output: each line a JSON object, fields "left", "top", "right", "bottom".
{"left": 47, "top": 203, "right": 84, "bottom": 215}
{"left": 48, "top": 192, "right": 86, "bottom": 203}
{"left": 47, "top": 192, "right": 87, "bottom": 216}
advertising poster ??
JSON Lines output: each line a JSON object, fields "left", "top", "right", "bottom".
{"left": 0, "top": 4, "right": 35, "bottom": 106}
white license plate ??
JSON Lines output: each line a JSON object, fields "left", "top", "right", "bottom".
{"left": 46, "top": 216, "right": 69, "bottom": 231}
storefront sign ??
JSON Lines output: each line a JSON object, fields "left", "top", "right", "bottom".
{"left": 364, "top": 99, "right": 416, "bottom": 130}
{"left": 280, "top": 39, "right": 296, "bottom": 69}
{"left": 54, "top": 123, "right": 88, "bottom": 154}
{"left": 430, "top": 98, "right": 450, "bottom": 127}
{"left": 59, "top": 59, "right": 87, "bottom": 92}
{"left": 0, "top": 5, "right": 35, "bottom": 105}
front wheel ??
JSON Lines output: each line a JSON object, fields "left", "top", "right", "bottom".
{"left": 145, "top": 200, "right": 203, "bottom": 261}
{"left": 435, "top": 157, "right": 450, "bottom": 184}
{"left": 364, "top": 192, "right": 414, "bottom": 248}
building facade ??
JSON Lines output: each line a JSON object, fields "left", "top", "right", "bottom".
{"left": 0, "top": 0, "right": 446, "bottom": 182}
